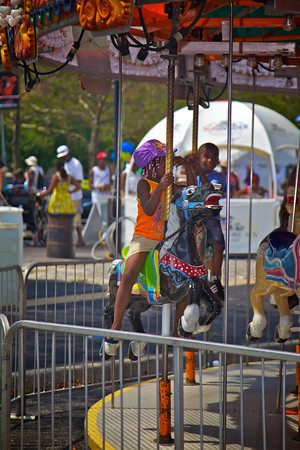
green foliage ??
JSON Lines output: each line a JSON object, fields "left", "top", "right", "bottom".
{"left": 3, "top": 65, "right": 299, "bottom": 177}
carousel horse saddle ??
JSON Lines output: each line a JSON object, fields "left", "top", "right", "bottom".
{"left": 263, "top": 230, "right": 300, "bottom": 291}
{"left": 267, "top": 230, "right": 296, "bottom": 257}
{"left": 116, "top": 244, "right": 207, "bottom": 304}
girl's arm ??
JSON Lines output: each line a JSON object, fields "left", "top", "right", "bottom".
{"left": 38, "top": 174, "right": 58, "bottom": 197}
{"left": 69, "top": 177, "right": 81, "bottom": 193}
{"left": 138, "top": 173, "right": 174, "bottom": 216}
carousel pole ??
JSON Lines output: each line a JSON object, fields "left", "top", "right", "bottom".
{"left": 222, "top": 1, "right": 234, "bottom": 447}
{"left": 185, "top": 55, "right": 201, "bottom": 386}
{"left": 158, "top": 53, "right": 176, "bottom": 445}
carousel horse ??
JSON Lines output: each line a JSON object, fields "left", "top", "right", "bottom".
{"left": 247, "top": 186, "right": 300, "bottom": 343}
{"left": 104, "top": 183, "right": 223, "bottom": 359}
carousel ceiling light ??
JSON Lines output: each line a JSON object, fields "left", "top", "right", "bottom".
{"left": 282, "top": 15, "right": 296, "bottom": 32}
{"left": 117, "top": 35, "right": 131, "bottom": 63}
{"left": 247, "top": 55, "right": 257, "bottom": 68}
{"left": 273, "top": 54, "right": 283, "bottom": 68}
{"left": 135, "top": 46, "right": 148, "bottom": 65}
{"left": 285, "top": 77, "right": 293, "bottom": 87}
{"left": 194, "top": 54, "right": 205, "bottom": 68}
{"left": 221, "top": 54, "right": 229, "bottom": 68}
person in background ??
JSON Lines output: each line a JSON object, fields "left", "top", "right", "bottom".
{"left": 12, "top": 168, "right": 25, "bottom": 185}
{"left": 189, "top": 142, "right": 226, "bottom": 302}
{"left": 88, "top": 151, "right": 111, "bottom": 203}
{"left": 219, "top": 159, "right": 240, "bottom": 197}
{"left": 0, "top": 160, "right": 5, "bottom": 193}
{"left": 234, "top": 174, "right": 268, "bottom": 198}
{"left": 120, "top": 159, "right": 141, "bottom": 195}
{"left": 38, "top": 159, "right": 81, "bottom": 213}
{"left": 24, "top": 156, "right": 44, "bottom": 194}
{"left": 56, "top": 145, "right": 85, "bottom": 247}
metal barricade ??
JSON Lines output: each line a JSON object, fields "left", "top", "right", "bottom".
{"left": 1, "top": 318, "right": 300, "bottom": 449}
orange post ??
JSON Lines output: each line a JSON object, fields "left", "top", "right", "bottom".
{"left": 185, "top": 350, "right": 197, "bottom": 385}
{"left": 159, "top": 379, "right": 173, "bottom": 443}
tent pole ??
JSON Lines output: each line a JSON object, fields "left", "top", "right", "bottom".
{"left": 246, "top": 69, "right": 256, "bottom": 336}
{"left": 291, "top": 142, "right": 300, "bottom": 234}
{"left": 115, "top": 53, "right": 123, "bottom": 258}
{"left": 222, "top": 1, "right": 234, "bottom": 448}
{"left": 192, "top": 56, "right": 200, "bottom": 155}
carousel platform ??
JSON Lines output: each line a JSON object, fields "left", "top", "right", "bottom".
{"left": 87, "top": 360, "right": 299, "bottom": 449}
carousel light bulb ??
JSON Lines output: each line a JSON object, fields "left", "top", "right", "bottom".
{"left": 221, "top": 54, "right": 229, "bottom": 68}
{"left": 285, "top": 78, "right": 293, "bottom": 88}
{"left": 273, "top": 54, "right": 283, "bottom": 68}
{"left": 247, "top": 54, "right": 257, "bottom": 68}
{"left": 282, "top": 15, "right": 296, "bottom": 32}
{"left": 194, "top": 54, "right": 205, "bottom": 68}
{"left": 117, "top": 35, "right": 131, "bottom": 63}
{"left": 135, "top": 46, "right": 148, "bottom": 65}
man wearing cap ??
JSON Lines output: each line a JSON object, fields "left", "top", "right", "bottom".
{"left": 56, "top": 145, "right": 85, "bottom": 247}
{"left": 88, "top": 151, "right": 111, "bottom": 203}
{"left": 24, "top": 155, "right": 44, "bottom": 194}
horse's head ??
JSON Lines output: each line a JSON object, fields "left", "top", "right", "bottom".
{"left": 172, "top": 183, "right": 222, "bottom": 222}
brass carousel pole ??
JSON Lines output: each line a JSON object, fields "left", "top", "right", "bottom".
{"left": 158, "top": 53, "right": 176, "bottom": 445}
{"left": 185, "top": 55, "right": 201, "bottom": 386}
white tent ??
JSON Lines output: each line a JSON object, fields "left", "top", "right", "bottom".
{"left": 129, "top": 101, "right": 300, "bottom": 253}
{"left": 139, "top": 101, "right": 300, "bottom": 192}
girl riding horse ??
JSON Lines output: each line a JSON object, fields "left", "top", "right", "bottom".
{"left": 104, "top": 139, "right": 195, "bottom": 357}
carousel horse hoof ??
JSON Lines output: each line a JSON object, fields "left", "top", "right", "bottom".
{"left": 246, "top": 324, "right": 260, "bottom": 343}
{"left": 178, "top": 318, "right": 193, "bottom": 338}
{"left": 128, "top": 341, "right": 146, "bottom": 361}
{"left": 193, "top": 323, "right": 211, "bottom": 334}
{"left": 274, "top": 325, "right": 288, "bottom": 344}
{"left": 183, "top": 304, "right": 201, "bottom": 331}
{"left": 102, "top": 337, "right": 119, "bottom": 357}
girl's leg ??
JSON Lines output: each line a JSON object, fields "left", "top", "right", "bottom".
{"left": 111, "top": 251, "right": 148, "bottom": 330}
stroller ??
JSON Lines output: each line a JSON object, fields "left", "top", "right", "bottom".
{"left": 3, "top": 184, "right": 47, "bottom": 246}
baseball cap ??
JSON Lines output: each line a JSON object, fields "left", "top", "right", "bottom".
{"left": 56, "top": 145, "right": 70, "bottom": 158}
{"left": 25, "top": 156, "right": 38, "bottom": 166}
{"left": 97, "top": 151, "right": 107, "bottom": 159}
{"left": 133, "top": 139, "right": 176, "bottom": 169}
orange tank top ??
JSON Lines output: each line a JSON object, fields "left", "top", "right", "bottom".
{"left": 133, "top": 179, "right": 165, "bottom": 241}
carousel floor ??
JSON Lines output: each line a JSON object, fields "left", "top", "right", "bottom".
{"left": 87, "top": 360, "right": 299, "bottom": 449}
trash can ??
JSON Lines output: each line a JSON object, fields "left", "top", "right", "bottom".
{"left": 0, "top": 206, "right": 23, "bottom": 267}
{"left": 47, "top": 213, "right": 76, "bottom": 258}
{"left": 0, "top": 206, "right": 23, "bottom": 307}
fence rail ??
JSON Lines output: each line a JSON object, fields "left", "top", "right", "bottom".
{"left": 1, "top": 318, "right": 300, "bottom": 449}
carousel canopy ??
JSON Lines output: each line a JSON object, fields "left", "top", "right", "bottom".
{"left": 1, "top": 1, "right": 300, "bottom": 95}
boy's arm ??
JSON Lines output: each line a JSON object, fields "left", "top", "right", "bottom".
{"left": 173, "top": 156, "right": 196, "bottom": 187}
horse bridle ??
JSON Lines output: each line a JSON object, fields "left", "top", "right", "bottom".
{"left": 161, "top": 187, "right": 206, "bottom": 245}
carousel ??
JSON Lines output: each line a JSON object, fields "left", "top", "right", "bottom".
{"left": 1, "top": 0, "right": 300, "bottom": 447}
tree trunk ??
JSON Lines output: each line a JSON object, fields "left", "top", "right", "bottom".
{"left": 88, "top": 101, "right": 102, "bottom": 168}
{"left": 11, "top": 106, "right": 20, "bottom": 170}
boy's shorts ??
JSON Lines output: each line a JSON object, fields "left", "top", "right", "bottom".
{"left": 126, "top": 234, "right": 161, "bottom": 259}
{"left": 203, "top": 217, "right": 225, "bottom": 248}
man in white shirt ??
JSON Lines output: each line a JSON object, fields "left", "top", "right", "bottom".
{"left": 24, "top": 156, "right": 44, "bottom": 194}
{"left": 56, "top": 145, "right": 85, "bottom": 246}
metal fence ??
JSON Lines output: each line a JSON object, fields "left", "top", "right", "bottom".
{"left": 1, "top": 256, "right": 298, "bottom": 400}
{"left": 1, "top": 318, "right": 300, "bottom": 449}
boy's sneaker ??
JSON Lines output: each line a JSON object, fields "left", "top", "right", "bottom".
{"left": 209, "top": 278, "right": 224, "bottom": 302}
{"left": 100, "top": 338, "right": 119, "bottom": 358}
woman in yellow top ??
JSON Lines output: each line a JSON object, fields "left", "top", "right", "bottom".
{"left": 38, "top": 159, "right": 81, "bottom": 213}
{"left": 104, "top": 139, "right": 195, "bottom": 356}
